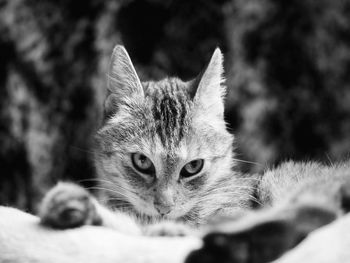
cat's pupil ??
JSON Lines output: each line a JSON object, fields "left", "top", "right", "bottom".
{"left": 187, "top": 160, "right": 200, "bottom": 171}
{"left": 189, "top": 161, "right": 198, "bottom": 168}
{"left": 131, "top": 153, "right": 155, "bottom": 175}
{"left": 137, "top": 155, "right": 149, "bottom": 167}
{"left": 180, "top": 159, "right": 204, "bottom": 178}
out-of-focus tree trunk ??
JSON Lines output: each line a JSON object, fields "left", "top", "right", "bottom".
{"left": 0, "top": 0, "right": 228, "bottom": 211}
{"left": 1, "top": 0, "right": 350, "bottom": 211}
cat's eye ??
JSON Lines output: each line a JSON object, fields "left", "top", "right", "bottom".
{"left": 131, "top": 153, "right": 155, "bottom": 175}
{"left": 180, "top": 159, "right": 204, "bottom": 178}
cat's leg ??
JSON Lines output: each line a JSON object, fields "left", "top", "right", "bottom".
{"left": 39, "top": 182, "right": 101, "bottom": 229}
{"left": 39, "top": 182, "right": 141, "bottom": 235}
{"left": 186, "top": 202, "right": 338, "bottom": 263}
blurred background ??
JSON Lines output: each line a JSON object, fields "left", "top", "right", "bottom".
{"left": 1, "top": 0, "right": 350, "bottom": 212}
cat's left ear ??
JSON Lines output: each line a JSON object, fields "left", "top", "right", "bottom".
{"left": 191, "top": 48, "right": 225, "bottom": 118}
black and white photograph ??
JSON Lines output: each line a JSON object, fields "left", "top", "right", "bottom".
{"left": 1, "top": 0, "right": 350, "bottom": 262}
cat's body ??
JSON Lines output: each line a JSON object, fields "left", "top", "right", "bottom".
{"left": 186, "top": 160, "right": 350, "bottom": 263}
{"left": 259, "top": 160, "right": 350, "bottom": 210}
{"left": 40, "top": 45, "right": 350, "bottom": 245}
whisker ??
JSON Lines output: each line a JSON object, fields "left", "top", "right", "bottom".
{"left": 86, "top": 186, "right": 137, "bottom": 201}
{"left": 78, "top": 178, "right": 115, "bottom": 184}
{"left": 233, "top": 158, "right": 263, "bottom": 166}
{"left": 69, "top": 146, "right": 100, "bottom": 156}
{"left": 236, "top": 177, "right": 262, "bottom": 182}
{"left": 94, "top": 179, "right": 139, "bottom": 194}
{"left": 206, "top": 185, "right": 258, "bottom": 193}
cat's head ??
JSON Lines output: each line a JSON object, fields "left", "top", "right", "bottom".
{"left": 94, "top": 45, "right": 235, "bottom": 220}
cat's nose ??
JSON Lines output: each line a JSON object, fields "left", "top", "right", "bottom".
{"left": 154, "top": 203, "right": 173, "bottom": 216}
{"left": 154, "top": 188, "right": 174, "bottom": 215}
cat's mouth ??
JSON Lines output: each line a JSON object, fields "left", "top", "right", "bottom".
{"left": 126, "top": 196, "right": 193, "bottom": 220}
{"left": 133, "top": 205, "right": 184, "bottom": 221}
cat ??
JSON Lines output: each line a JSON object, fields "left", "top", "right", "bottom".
{"left": 40, "top": 45, "right": 350, "bottom": 253}
{"left": 39, "top": 45, "right": 256, "bottom": 235}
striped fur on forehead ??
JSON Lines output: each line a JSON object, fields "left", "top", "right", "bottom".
{"left": 143, "top": 78, "right": 193, "bottom": 149}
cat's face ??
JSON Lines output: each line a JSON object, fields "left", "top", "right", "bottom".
{"left": 94, "top": 46, "right": 234, "bottom": 220}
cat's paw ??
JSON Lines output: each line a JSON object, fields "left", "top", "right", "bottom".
{"left": 186, "top": 219, "right": 297, "bottom": 263}
{"left": 186, "top": 204, "right": 337, "bottom": 263}
{"left": 39, "top": 182, "right": 102, "bottom": 229}
{"left": 340, "top": 179, "right": 350, "bottom": 213}
{"left": 144, "top": 221, "right": 193, "bottom": 237}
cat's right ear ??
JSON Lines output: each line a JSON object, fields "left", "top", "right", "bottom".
{"left": 105, "top": 45, "right": 144, "bottom": 118}
{"left": 190, "top": 48, "right": 226, "bottom": 118}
